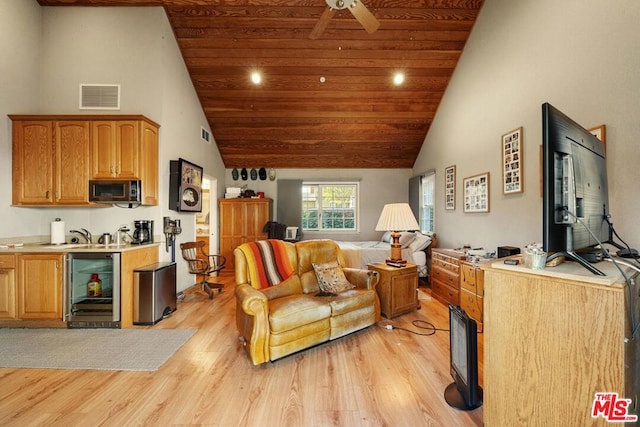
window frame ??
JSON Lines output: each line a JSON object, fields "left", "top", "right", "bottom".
{"left": 301, "top": 181, "right": 360, "bottom": 233}
{"left": 420, "top": 172, "right": 435, "bottom": 233}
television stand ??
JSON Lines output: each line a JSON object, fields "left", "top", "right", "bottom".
{"left": 547, "top": 250, "right": 605, "bottom": 276}
{"left": 444, "top": 383, "right": 483, "bottom": 411}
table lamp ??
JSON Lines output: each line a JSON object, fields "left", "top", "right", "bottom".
{"left": 375, "top": 203, "right": 420, "bottom": 265}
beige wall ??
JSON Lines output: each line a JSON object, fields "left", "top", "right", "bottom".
{"left": 414, "top": 0, "right": 640, "bottom": 252}
{"left": 1, "top": 2, "right": 226, "bottom": 291}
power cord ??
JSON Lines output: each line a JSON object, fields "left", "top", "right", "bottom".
{"left": 379, "top": 319, "right": 449, "bottom": 336}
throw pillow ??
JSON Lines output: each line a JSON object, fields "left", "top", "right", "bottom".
{"left": 312, "top": 260, "right": 354, "bottom": 294}
{"left": 409, "top": 232, "right": 432, "bottom": 252}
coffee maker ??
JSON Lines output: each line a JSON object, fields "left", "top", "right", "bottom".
{"left": 132, "top": 220, "right": 154, "bottom": 245}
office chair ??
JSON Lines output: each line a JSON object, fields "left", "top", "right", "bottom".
{"left": 180, "top": 241, "right": 225, "bottom": 299}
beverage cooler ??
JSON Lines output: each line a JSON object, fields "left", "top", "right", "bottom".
{"left": 66, "top": 252, "right": 121, "bottom": 328}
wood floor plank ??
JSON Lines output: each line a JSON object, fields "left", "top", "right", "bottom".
{"left": 0, "top": 274, "right": 483, "bottom": 426}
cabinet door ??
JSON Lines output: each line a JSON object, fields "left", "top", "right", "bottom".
{"left": 139, "top": 121, "right": 158, "bottom": 205}
{"left": 55, "top": 121, "right": 90, "bottom": 204}
{"left": 244, "top": 200, "right": 270, "bottom": 241}
{"left": 0, "top": 268, "right": 16, "bottom": 319}
{"left": 18, "top": 254, "right": 63, "bottom": 320}
{"left": 391, "top": 272, "right": 418, "bottom": 315}
{"left": 91, "top": 121, "right": 117, "bottom": 179}
{"left": 12, "top": 121, "right": 54, "bottom": 204}
{"left": 220, "top": 201, "right": 245, "bottom": 269}
{"left": 115, "top": 120, "right": 139, "bottom": 178}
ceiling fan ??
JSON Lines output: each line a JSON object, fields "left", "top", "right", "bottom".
{"left": 309, "top": 0, "right": 380, "bottom": 40}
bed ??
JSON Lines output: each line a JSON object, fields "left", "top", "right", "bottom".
{"left": 336, "top": 231, "right": 437, "bottom": 278}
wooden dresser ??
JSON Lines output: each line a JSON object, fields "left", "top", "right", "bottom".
{"left": 430, "top": 248, "right": 465, "bottom": 306}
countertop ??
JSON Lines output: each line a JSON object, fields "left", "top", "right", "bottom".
{"left": 0, "top": 242, "right": 160, "bottom": 253}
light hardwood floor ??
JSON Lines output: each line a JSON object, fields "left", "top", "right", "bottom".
{"left": 0, "top": 274, "right": 483, "bottom": 426}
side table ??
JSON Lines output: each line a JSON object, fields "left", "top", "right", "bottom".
{"left": 368, "top": 263, "right": 418, "bottom": 318}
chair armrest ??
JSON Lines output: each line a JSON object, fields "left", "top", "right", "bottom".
{"left": 235, "top": 283, "right": 270, "bottom": 365}
{"left": 208, "top": 254, "right": 226, "bottom": 270}
{"left": 343, "top": 268, "right": 379, "bottom": 291}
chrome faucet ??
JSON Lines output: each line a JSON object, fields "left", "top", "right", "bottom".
{"left": 70, "top": 228, "right": 92, "bottom": 244}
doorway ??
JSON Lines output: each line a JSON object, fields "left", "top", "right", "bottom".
{"left": 197, "top": 176, "right": 218, "bottom": 256}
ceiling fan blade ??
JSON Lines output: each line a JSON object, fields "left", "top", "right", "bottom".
{"left": 348, "top": 0, "right": 380, "bottom": 34}
{"left": 309, "top": 7, "right": 336, "bottom": 40}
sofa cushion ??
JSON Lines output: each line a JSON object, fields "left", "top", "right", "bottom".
{"left": 327, "top": 289, "right": 376, "bottom": 317}
{"left": 268, "top": 294, "right": 331, "bottom": 334}
{"left": 312, "top": 260, "right": 354, "bottom": 293}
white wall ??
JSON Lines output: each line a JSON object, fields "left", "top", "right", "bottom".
{"left": 1, "top": 2, "right": 226, "bottom": 291}
{"left": 224, "top": 168, "right": 414, "bottom": 241}
{"left": 414, "top": 0, "right": 640, "bottom": 252}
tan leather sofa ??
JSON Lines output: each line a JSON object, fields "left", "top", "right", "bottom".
{"left": 234, "top": 239, "right": 380, "bottom": 365}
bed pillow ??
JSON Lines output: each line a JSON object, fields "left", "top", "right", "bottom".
{"left": 409, "top": 232, "right": 432, "bottom": 252}
{"left": 399, "top": 231, "right": 416, "bottom": 248}
{"left": 312, "top": 260, "right": 354, "bottom": 293}
{"left": 380, "top": 231, "right": 392, "bottom": 243}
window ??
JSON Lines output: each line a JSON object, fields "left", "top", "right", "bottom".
{"left": 302, "top": 182, "right": 359, "bottom": 231}
{"left": 421, "top": 173, "right": 435, "bottom": 232}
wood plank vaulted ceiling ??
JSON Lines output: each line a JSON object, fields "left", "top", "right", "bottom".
{"left": 38, "top": 0, "right": 484, "bottom": 169}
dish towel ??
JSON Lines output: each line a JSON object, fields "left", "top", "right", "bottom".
{"left": 239, "top": 239, "right": 295, "bottom": 289}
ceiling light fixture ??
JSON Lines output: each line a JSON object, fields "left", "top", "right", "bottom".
{"left": 393, "top": 72, "right": 405, "bottom": 86}
{"left": 250, "top": 71, "right": 262, "bottom": 85}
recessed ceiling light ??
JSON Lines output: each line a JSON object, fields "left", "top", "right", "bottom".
{"left": 393, "top": 72, "right": 405, "bottom": 86}
{"left": 250, "top": 72, "right": 262, "bottom": 85}
{"left": 320, "top": 76, "right": 326, "bottom": 83}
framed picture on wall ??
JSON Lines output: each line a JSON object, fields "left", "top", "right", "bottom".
{"left": 463, "top": 172, "right": 490, "bottom": 213}
{"left": 169, "top": 158, "right": 203, "bottom": 212}
{"left": 589, "top": 124, "right": 606, "bottom": 154}
{"left": 502, "top": 127, "right": 523, "bottom": 194}
{"left": 444, "top": 165, "right": 456, "bottom": 210}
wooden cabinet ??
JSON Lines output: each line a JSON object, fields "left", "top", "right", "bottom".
{"left": 90, "top": 120, "right": 139, "bottom": 179}
{"left": 10, "top": 115, "right": 159, "bottom": 206}
{"left": 11, "top": 120, "right": 90, "bottom": 205}
{"left": 460, "top": 261, "right": 484, "bottom": 326}
{"left": 368, "top": 263, "right": 418, "bottom": 318}
{"left": 0, "top": 255, "right": 17, "bottom": 319}
{"left": 219, "top": 198, "right": 271, "bottom": 270}
{"left": 430, "top": 248, "right": 465, "bottom": 306}
{"left": 17, "top": 253, "right": 64, "bottom": 320}
{"left": 483, "top": 262, "right": 639, "bottom": 426}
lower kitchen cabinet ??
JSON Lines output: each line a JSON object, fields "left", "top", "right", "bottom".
{"left": 18, "top": 254, "right": 64, "bottom": 320}
{"left": 0, "top": 255, "right": 17, "bottom": 319}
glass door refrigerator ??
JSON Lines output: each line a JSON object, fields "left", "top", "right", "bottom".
{"left": 67, "top": 252, "right": 121, "bottom": 328}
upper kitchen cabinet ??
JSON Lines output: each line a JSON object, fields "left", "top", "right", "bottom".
{"left": 91, "top": 120, "right": 140, "bottom": 179}
{"left": 10, "top": 115, "right": 160, "bottom": 206}
{"left": 11, "top": 119, "right": 90, "bottom": 206}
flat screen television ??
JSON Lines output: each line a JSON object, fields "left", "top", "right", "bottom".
{"left": 445, "top": 304, "right": 482, "bottom": 411}
{"left": 542, "top": 102, "right": 610, "bottom": 275}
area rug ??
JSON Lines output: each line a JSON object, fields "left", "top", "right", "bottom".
{"left": 0, "top": 328, "right": 196, "bottom": 371}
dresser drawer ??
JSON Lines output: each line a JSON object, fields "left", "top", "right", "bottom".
{"left": 432, "top": 253, "right": 460, "bottom": 273}
{"left": 432, "top": 266, "right": 458, "bottom": 288}
{"left": 0, "top": 255, "right": 16, "bottom": 269}
{"left": 432, "top": 278, "right": 459, "bottom": 306}
{"left": 460, "top": 289, "right": 483, "bottom": 323}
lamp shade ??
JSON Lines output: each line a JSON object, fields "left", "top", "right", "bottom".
{"left": 375, "top": 203, "right": 420, "bottom": 232}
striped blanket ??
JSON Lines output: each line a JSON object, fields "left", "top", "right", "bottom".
{"left": 238, "top": 240, "right": 295, "bottom": 289}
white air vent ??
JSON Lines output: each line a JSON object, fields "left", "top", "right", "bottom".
{"left": 79, "top": 84, "right": 120, "bottom": 110}
{"left": 201, "top": 126, "right": 212, "bottom": 144}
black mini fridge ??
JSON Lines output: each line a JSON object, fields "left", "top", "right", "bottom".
{"left": 133, "top": 262, "right": 177, "bottom": 325}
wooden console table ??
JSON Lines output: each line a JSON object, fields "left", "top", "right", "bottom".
{"left": 368, "top": 263, "right": 418, "bottom": 318}
{"left": 483, "top": 260, "right": 639, "bottom": 426}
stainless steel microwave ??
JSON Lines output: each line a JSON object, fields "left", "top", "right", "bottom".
{"left": 89, "top": 180, "right": 141, "bottom": 203}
